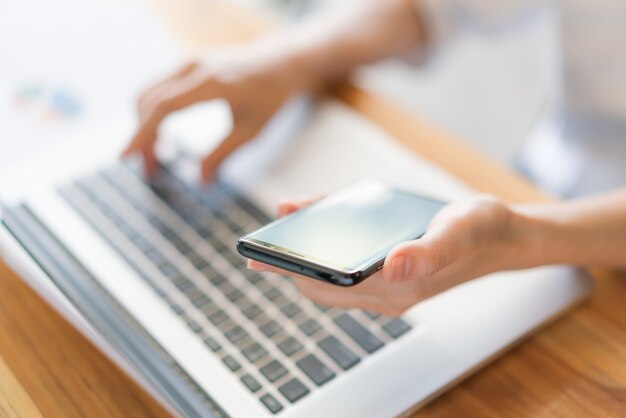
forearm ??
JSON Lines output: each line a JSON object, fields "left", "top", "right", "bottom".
{"left": 512, "top": 190, "right": 626, "bottom": 270}
{"left": 245, "top": 0, "right": 427, "bottom": 91}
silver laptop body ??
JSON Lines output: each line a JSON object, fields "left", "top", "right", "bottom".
{"left": 0, "top": 100, "right": 592, "bottom": 417}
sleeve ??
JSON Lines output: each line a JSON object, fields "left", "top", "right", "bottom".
{"left": 414, "top": 0, "right": 546, "bottom": 60}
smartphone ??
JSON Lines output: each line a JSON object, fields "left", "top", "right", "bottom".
{"left": 237, "top": 180, "right": 446, "bottom": 286}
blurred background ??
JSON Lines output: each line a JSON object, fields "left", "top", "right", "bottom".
{"left": 0, "top": 0, "right": 558, "bottom": 171}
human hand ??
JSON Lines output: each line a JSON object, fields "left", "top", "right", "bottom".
{"left": 123, "top": 46, "right": 309, "bottom": 181}
{"left": 248, "top": 194, "right": 527, "bottom": 316}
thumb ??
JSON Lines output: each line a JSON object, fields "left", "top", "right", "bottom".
{"left": 383, "top": 236, "right": 454, "bottom": 283}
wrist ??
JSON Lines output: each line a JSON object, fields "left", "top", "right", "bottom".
{"left": 237, "top": 35, "right": 327, "bottom": 93}
{"left": 471, "top": 201, "right": 547, "bottom": 273}
{"left": 508, "top": 203, "right": 583, "bottom": 268}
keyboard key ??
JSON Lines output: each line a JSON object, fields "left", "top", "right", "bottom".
{"left": 280, "top": 303, "right": 302, "bottom": 318}
{"left": 226, "top": 288, "right": 244, "bottom": 302}
{"left": 175, "top": 279, "right": 193, "bottom": 292}
{"left": 246, "top": 273, "right": 264, "bottom": 284}
{"left": 233, "top": 295, "right": 251, "bottom": 308}
{"left": 242, "top": 342, "right": 268, "bottom": 363}
{"left": 252, "top": 313, "right": 270, "bottom": 326}
{"left": 184, "top": 285, "right": 203, "bottom": 301}
{"left": 118, "top": 223, "right": 138, "bottom": 240}
{"left": 170, "top": 303, "right": 184, "bottom": 315}
{"left": 242, "top": 303, "right": 263, "bottom": 320}
{"left": 263, "top": 287, "right": 283, "bottom": 301}
{"left": 161, "top": 228, "right": 177, "bottom": 241}
{"left": 155, "top": 222, "right": 175, "bottom": 238}
{"left": 188, "top": 252, "right": 209, "bottom": 270}
{"left": 241, "top": 374, "right": 261, "bottom": 393}
{"left": 209, "top": 275, "right": 226, "bottom": 287}
{"left": 186, "top": 319, "right": 202, "bottom": 333}
{"left": 260, "top": 320, "right": 282, "bottom": 338}
{"left": 259, "top": 360, "right": 288, "bottom": 383}
{"left": 296, "top": 354, "right": 335, "bottom": 386}
{"left": 272, "top": 295, "right": 290, "bottom": 308}
{"left": 218, "top": 281, "right": 236, "bottom": 295}
{"left": 208, "top": 238, "right": 228, "bottom": 253}
{"left": 145, "top": 249, "right": 165, "bottom": 266}
{"left": 204, "top": 336, "right": 221, "bottom": 352}
{"left": 315, "top": 303, "right": 331, "bottom": 312}
{"left": 277, "top": 337, "right": 303, "bottom": 357}
{"left": 153, "top": 286, "right": 167, "bottom": 298}
{"left": 172, "top": 239, "right": 192, "bottom": 254}
{"left": 318, "top": 336, "right": 360, "bottom": 370}
{"left": 382, "top": 318, "right": 412, "bottom": 339}
{"left": 200, "top": 303, "right": 217, "bottom": 317}
{"left": 132, "top": 236, "right": 152, "bottom": 252}
{"left": 364, "top": 311, "right": 380, "bottom": 320}
{"left": 159, "top": 263, "right": 178, "bottom": 278}
{"left": 224, "top": 325, "right": 248, "bottom": 344}
{"left": 334, "top": 313, "right": 384, "bottom": 353}
{"left": 217, "top": 319, "right": 235, "bottom": 332}
{"left": 298, "top": 318, "right": 321, "bottom": 336}
{"left": 228, "top": 255, "right": 246, "bottom": 268}
{"left": 222, "top": 355, "right": 241, "bottom": 372}
{"left": 201, "top": 265, "right": 220, "bottom": 279}
{"left": 279, "top": 378, "right": 309, "bottom": 403}
{"left": 196, "top": 226, "right": 213, "bottom": 238}
{"left": 260, "top": 393, "right": 283, "bottom": 414}
{"left": 191, "top": 294, "right": 211, "bottom": 308}
{"left": 208, "top": 310, "right": 229, "bottom": 326}
{"left": 171, "top": 273, "right": 187, "bottom": 286}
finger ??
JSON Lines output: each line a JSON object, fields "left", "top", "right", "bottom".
{"left": 277, "top": 201, "right": 300, "bottom": 217}
{"left": 277, "top": 194, "right": 325, "bottom": 217}
{"left": 125, "top": 78, "right": 220, "bottom": 175}
{"left": 137, "top": 63, "right": 199, "bottom": 116}
{"left": 247, "top": 259, "right": 404, "bottom": 314}
{"left": 292, "top": 277, "right": 385, "bottom": 312}
{"left": 247, "top": 259, "right": 401, "bottom": 312}
{"left": 248, "top": 259, "right": 379, "bottom": 309}
{"left": 297, "top": 194, "right": 324, "bottom": 207}
{"left": 248, "top": 259, "right": 381, "bottom": 298}
{"left": 200, "top": 125, "right": 257, "bottom": 183}
{"left": 125, "top": 85, "right": 194, "bottom": 157}
{"left": 247, "top": 260, "right": 273, "bottom": 272}
{"left": 141, "top": 147, "right": 159, "bottom": 178}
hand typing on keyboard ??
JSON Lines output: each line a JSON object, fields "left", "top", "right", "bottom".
{"left": 121, "top": 0, "right": 428, "bottom": 185}
{"left": 248, "top": 195, "right": 528, "bottom": 316}
{"left": 122, "top": 50, "right": 306, "bottom": 182}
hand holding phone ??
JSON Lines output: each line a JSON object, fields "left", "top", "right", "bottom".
{"left": 242, "top": 186, "right": 525, "bottom": 316}
{"left": 237, "top": 180, "right": 445, "bottom": 286}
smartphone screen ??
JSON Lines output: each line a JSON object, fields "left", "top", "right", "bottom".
{"left": 243, "top": 180, "right": 445, "bottom": 272}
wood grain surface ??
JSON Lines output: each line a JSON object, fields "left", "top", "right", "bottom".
{"left": 1, "top": 1, "right": 625, "bottom": 417}
{"left": 0, "top": 262, "right": 170, "bottom": 418}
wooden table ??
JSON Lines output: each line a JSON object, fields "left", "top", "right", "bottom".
{"left": 1, "top": 1, "right": 626, "bottom": 417}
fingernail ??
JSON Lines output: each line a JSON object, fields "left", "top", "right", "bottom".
{"left": 392, "top": 255, "right": 411, "bottom": 281}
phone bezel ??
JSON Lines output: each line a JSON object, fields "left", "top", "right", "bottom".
{"left": 236, "top": 237, "right": 384, "bottom": 286}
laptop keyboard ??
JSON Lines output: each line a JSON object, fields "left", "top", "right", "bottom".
{"left": 59, "top": 162, "right": 413, "bottom": 415}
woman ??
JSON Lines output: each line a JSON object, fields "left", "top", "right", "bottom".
{"left": 124, "top": 0, "right": 626, "bottom": 315}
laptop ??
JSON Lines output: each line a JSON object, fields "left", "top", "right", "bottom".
{"left": 0, "top": 99, "right": 592, "bottom": 417}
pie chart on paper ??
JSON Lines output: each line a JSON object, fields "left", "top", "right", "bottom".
{"left": 13, "top": 82, "right": 83, "bottom": 124}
